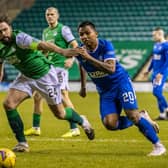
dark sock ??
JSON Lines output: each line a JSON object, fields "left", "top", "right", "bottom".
{"left": 6, "top": 109, "right": 26, "bottom": 142}
{"left": 33, "top": 113, "right": 41, "bottom": 127}
{"left": 117, "top": 116, "right": 133, "bottom": 130}
{"left": 65, "top": 108, "right": 83, "bottom": 125}
{"left": 70, "top": 122, "right": 78, "bottom": 129}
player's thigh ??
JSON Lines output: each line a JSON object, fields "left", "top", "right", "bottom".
{"left": 34, "top": 66, "right": 62, "bottom": 105}
{"left": 37, "top": 85, "right": 64, "bottom": 118}
{"left": 119, "top": 78, "right": 138, "bottom": 110}
{"left": 4, "top": 74, "right": 31, "bottom": 109}
{"left": 33, "top": 91, "right": 43, "bottom": 102}
{"left": 61, "top": 89, "right": 71, "bottom": 101}
{"left": 4, "top": 88, "right": 29, "bottom": 109}
{"left": 100, "top": 92, "right": 121, "bottom": 121}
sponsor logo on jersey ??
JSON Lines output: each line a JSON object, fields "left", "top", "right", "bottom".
{"left": 88, "top": 71, "right": 108, "bottom": 78}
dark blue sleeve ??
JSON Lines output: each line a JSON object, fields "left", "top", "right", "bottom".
{"left": 103, "top": 41, "right": 116, "bottom": 61}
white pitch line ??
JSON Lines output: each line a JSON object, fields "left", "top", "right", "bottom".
{"left": 26, "top": 137, "right": 168, "bottom": 143}
{"left": 3, "top": 137, "right": 168, "bottom": 143}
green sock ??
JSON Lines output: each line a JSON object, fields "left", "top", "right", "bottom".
{"left": 6, "top": 109, "right": 26, "bottom": 142}
{"left": 65, "top": 108, "right": 83, "bottom": 125}
{"left": 33, "top": 113, "right": 41, "bottom": 127}
{"left": 70, "top": 122, "right": 78, "bottom": 129}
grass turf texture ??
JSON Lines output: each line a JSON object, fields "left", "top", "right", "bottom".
{"left": 0, "top": 92, "right": 168, "bottom": 168}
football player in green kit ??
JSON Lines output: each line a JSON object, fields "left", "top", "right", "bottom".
{"left": 0, "top": 15, "right": 95, "bottom": 152}
{"left": 24, "top": 7, "right": 80, "bottom": 138}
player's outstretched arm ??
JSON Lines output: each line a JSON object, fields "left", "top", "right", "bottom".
{"left": 37, "top": 41, "right": 78, "bottom": 57}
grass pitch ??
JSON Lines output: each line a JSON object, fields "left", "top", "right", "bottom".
{"left": 0, "top": 92, "right": 168, "bottom": 168}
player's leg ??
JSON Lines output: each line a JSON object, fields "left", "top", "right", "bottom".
{"left": 100, "top": 91, "right": 133, "bottom": 130}
{"left": 61, "top": 89, "right": 80, "bottom": 138}
{"left": 35, "top": 66, "right": 94, "bottom": 140}
{"left": 3, "top": 88, "right": 29, "bottom": 152}
{"left": 3, "top": 74, "right": 37, "bottom": 152}
{"left": 125, "top": 109, "right": 166, "bottom": 156}
{"left": 24, "top": 91, "right": 42, "bottom": 136}
{"left": 58, "top": 69, "right": 80, "bottom": 138}
{"left": 152, "top": 78, "right": 168, "bottom": 120}
{"left": 48, "top": 103, "right": 94, "bottom": 140}
{"left": 121, "top": 78, "right": 166, "bottom": 156}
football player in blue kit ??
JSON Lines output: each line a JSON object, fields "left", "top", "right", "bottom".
{"left": 144, "top": 27, "right": 168, "bottom": 120}
{"left": 74, "top": 21, "right": 166, "bottom": 156}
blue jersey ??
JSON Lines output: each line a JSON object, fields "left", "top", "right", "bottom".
{"left": 148, "top": 41, "right": 168, "bottom": 78}
{"left": 77, "top": 39, "right": 129, "bottom": 93}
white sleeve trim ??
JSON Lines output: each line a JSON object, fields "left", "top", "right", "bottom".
{"left": 16, "top": 32, "right": 40, "bottom": 49}
{"left": 62, "top": 26, "right": 75, "bottom": 43}
{"left": 104, "top": 58, "right": 116, "bottom": 62}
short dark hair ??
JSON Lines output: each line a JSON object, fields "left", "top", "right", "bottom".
{"left": 0, "top": 14, "right": 11, "bottom": 25}
{"left": 153, "top": 27, "right": 164, "bottom": 32}
{"left": 77, "top": 21, "right": 96, "bottom": 32}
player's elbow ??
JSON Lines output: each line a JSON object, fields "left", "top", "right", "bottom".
{"left": 107, "top": 67, "right": 115, "bottom": 74}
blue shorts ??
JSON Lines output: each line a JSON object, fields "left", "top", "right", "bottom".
{"left": 99, "top": 77, "right": 138, "bottom": 120}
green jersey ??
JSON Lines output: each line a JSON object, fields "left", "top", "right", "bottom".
{"left": 0, "top": 30, "right": 53, "bottom": 79}
{"left": 42, "top": 23, "right": 75, "bottom": 68}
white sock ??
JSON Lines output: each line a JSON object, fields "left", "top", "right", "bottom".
{"left": 154, "top": 141, "right": 163, "bottom": 147}
{"left": 160, "top": 113, "right": 166, "bottom": 118}
{"left": 33, "top": 127, "right": 40, "bottom": 130}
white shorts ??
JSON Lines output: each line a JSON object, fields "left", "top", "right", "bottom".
{"left": 10, "top": 65, "right": 62, "bottom": 105}
{"left": 56, "top": 67, "right": 69, "bottom": 90}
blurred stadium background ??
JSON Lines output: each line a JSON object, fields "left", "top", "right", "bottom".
{"left": 1, "top": 1, "right": 168, "bottom": 167}
{"left": 1, "top": 0, "right": 168, "bottom": 91}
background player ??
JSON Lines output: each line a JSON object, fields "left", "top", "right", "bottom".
{"left": 24, "top": 7, "right": 80, "bottom": 138}
{"left": 144, "top": 27, "right": 168, "bottom": 120}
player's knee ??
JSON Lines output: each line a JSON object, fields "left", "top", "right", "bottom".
{"left": 51, "top": 108, "right": 65, "bottom": 119}
{"left": 3, "top": 100, "right": 16, "bottom": 110}
{"left": 34, "top": 92, "right": 43, "bottom": 102}
{"left": 103, "top": 118, "right": 118, "bottom": 130}
{"left": 127, "top": 112, "right": 139, "bottom": 124}
{"left": 53, "top": 111, "right": 64, "bottom": 119}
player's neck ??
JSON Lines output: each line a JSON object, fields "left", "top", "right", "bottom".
{"left": 160, "top": 39, "right": 166, "bottom": 42}
{"left": 49, "top": 21, "right": 58, "bottom": 28}
{"left": 86, "top": 39, "right": 98, "bottom": 52}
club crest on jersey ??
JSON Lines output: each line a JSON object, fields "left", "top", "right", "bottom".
{"left": 53, "top": 32, "right": 57, "bottom": 36}
{"left": 153, "top": 54, "right": 161, "bottom": 60}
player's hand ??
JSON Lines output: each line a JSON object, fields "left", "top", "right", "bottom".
{"left": 155, "top": 73, "right": 162, "bottom": 84}
{"left": 64, "top": 58, "right": 74, "bottom": 68}
{"left": 143, "top": 71, "right": 149, "bottom": 77}
{"left": 79, "top": 87, "right": 86, "bottom": 98}
{"left": 75, "top": 47, "right": 90, "bottom": 59}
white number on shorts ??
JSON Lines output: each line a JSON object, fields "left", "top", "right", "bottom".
{"left": 57, "top": 72, "right": 63, "bottom": 83}
{"left": 48, "top": 87, "right": 57, "bottom": 97}
{"left": 122, "top": 91, "right": 135, "bottom": 102}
